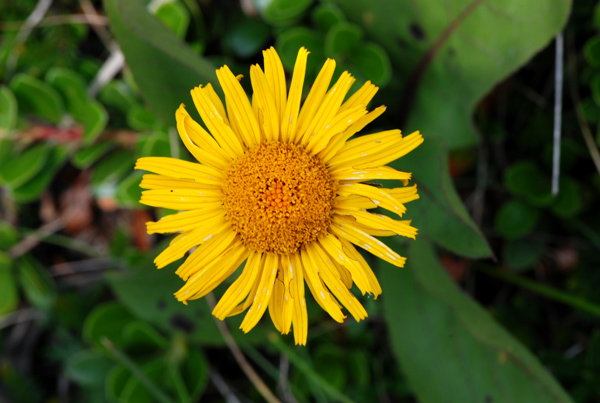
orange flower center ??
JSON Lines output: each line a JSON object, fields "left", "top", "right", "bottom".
{"left": 222, "top": 141, "right": 337, "bottom": 254}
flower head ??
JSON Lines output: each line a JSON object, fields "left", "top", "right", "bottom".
{"left": 136, "top": 47, "right": 423, "bottom": 345}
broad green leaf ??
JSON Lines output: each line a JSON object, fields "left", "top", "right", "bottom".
{"left": 83, "top": 302, "right": 136, "bottom": 350}
{"left": 325, "top": 22, "right": 363, "bottom": 56}
{"left": 17, "top": 254, "right": 56, "bottom": 310}
{"left": 382, "top": 240, "right": 573, "bottom": 403}
{"left": 106, "top": 252, "right": 269, "bottom": 346}
{"left": 396, "top": 140, "right": 492, "bottom": 258}
{"left": 65, "top": 350, "right": 115, "bottom": 387}
{"left": 118, "top": 359, "right": 169, "bottom": 403}
{"left": 13, "top": 145, "right": 70, "bottom": 203}
{"left": 9, "top": 74, "right": 64, "bottom": 124}
{"left": 122, "top": 320, "right": 169, "bottom": 350}
{"left": 176, "top": 348, "right": 209, "bottom": 401}
{"left": 335, "top": 0, "right": 571, "bottom": 148}
{"left": 0, "top": 252, "right": 18, "bottom": 315}
{"left": 0, "top": 86, "right": 18, "bottom": 131}
{"left": 495, "top": 199, "right": 541, "bottom": 240}
{"left": 104, "top": 0, "right": 217, "bottom": 127}
{"left": 0, "top": 142, "right": 52, "bottom": 188}
{"left": 72, "top": 142, "right": 116, "bottom": 169}
{"left": 551, "top": 177, "right": 583, "bottom": 218}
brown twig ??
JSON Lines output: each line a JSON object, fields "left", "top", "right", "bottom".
{"left": 0, "top": 14, "right": 108, "bottom": 31}
{"left": 8, "top": 218, "right": 65, "bottom": 258}
{"left": 205, "top": 293, "right": 281, "bottom": 403}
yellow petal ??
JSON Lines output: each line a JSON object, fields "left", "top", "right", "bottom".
{"left": 203, "top": 83, "right": 230, "bottom": 126}
{"left": 334, "top": 194, "right": 377, "bottom": 210}
{"left": 216, "top": 65, "right": 262, "bottom": 147}
{"left": 330, "top": 166, "right": 412, "bottom": 183}
{"left": 330, "top": 217, "right": 406, "bottom": 268}
{"left": 175, "top": 228, "right": 238, "bottom": 280}
{"left": 301, "top": 248, "right": 345, "bottom": 322}
{"left": 250, "top": 64, "right": 279, "bottom": 142}
{"left": 176, "top": 105, "right": 231, "bottom": 170}
{"left": 146, "top": 205, "right": 224, "bottom": 234}
{"left": 388, "top": 184, "right": 420, "bottom": 204}
{"left": 336, "top": 183, "right": 406, "bottom": 217}
{"left": 289, "top": 252, "right": 308, "bottom": 345}
{"left": 135, "top": 156, "right": 222, "bottom": 184}
{"left": 263, "top": 47, "right": 287, "bottom": 124}
{"left": 319, "top": 106, "right": 386, "bottom": 162}
{"left": 175, "top": 239, "right": 249, "bottom": 303}
{"left": 336, "top": 236, "right": 382, "bottom": 297}
{"left": 140, "top": 188, "right": 222, "bottom": 210}
{"left": 154, "top": 218, "right": 229, "bottom": 268}
{"left": 317, "top": 232, "right": 371, "bottom": 295}
{"left": 308, "top": 242, "right": 367, "bottom": 321}
{"left": 139, "top": 174, "right": 220, "bottom": 190}
{"left": 268, "top": 268, "right": 285, "bottom": 332}
{"left": 338, "top": 80, "right": 378, "bottom": 113}
{"left": 335, "top": 209, "right": 418, "bottom": 239}
{"left": 190, "top": 86, "right": 245, "bottom": 157}
{"left": 293, "top": 58, "right": 336, "bottom": 143}
{"left": 240, "top": 253, "right": 279, "bottom": 333}
{"left": 281, "top": 47, "right": 309, "bottom": 143}
{"left": 330, "top": 130, "right": 424, "bottom": 169}
{"left": 305, "top": 105, "right": 367, "bottom": 155}
{"left": 296, "top": 71, "right": 355, "bottom": 147}
{"left": 213, "top": 251, "right": 262, "bottom": 319}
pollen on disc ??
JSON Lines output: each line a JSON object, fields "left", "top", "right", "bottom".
{"left": 222, "top": 141, "right": 338, "bottom": 255}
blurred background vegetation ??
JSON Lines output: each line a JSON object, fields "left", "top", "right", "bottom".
{"left": 2, "top": 0, "right": 600, "bottom": 402}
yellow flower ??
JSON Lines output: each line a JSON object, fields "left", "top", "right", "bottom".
{"left": 136, "top": 47, "right": 423, "bottom": 345}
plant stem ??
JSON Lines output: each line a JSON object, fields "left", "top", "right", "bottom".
{"left": 476, "top": 265, "right": 600, "bottom": 317}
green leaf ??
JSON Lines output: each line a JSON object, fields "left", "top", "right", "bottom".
{"left": 335, "top": 0, "right": 571, "bottom": 149}
{"left": 0, "top": 86, "right": 18, "bottom": 131}
{"left": 138, "top": 133, "right": 171, "bottom": 158}
{"left": 46, "top": 68, "right": 108, "bottom": 144}
{"left": 382, "top": 240, "right": 573, "bottom": 403}
{"left": 91, "top": 149, "right": 136, "bottom": 185}
{"left": 0, "top": 142, "right": 52, "bottom": 188}
{"left": 104, "top": 0, "right": 217, "bottom": 127}
{"left": 127, "top": 106, "right": 160, "bottom": 131}
{"left": 115, "top": 171, "right": 144, "bottom": 208}
{"left": 155, "top": 0, "right": 191, "bottom": 38}
{"left": 0, "top": 221, "right": 19, "bottom": 250}
{"left": 503, "top": 239, "right": 545, "bottom": 272}
{"left": 13, "top": 145, "right": 70, "bottom": 203}
{"left": 83, "top": 302, "right": 136, "bottom": 350}
{"left": 0, "top": 252, "right": 18, "bottom": 315}
{"left": 395, "top": 140, "right": 492, "bottom": 258}
{"left": 224, "top": 18, "right": 271, "bottom": 59}
{"left": 72, "top": 142, "right": 116, "bottom": 169}
{"left": 312, "top": 3, "right": 346, "bottom": 34}
{"left": 17, "top": 254, "right": 56, "bottom": 310}
{"left": 262, "top": 0, "right": 316, "bottom": 26}
{"left": 585, "top": 36, "right": 600, "bottom": 68}
{"left": 504, "top": 161, "right": 553, "bottom": 207}
{"left": 325, "top": 22, "right": 363, "bottom": 56}
{"left": 98, "top": 80, "right": 138, "bottom": 115}
{"left": 347, "top": 42, "right": 391, "bottom": 86}
{"left": 276, "top": 27, "right": 325, "bottom": 79}
{"left": 495, "top": 199, "right": 541, "bottom": 240}
{"left": 65, "top": 350, "right": 115, "bottom": 387}
{"left": 122, "top": 320, "right": 169, "bottom": 350}
{"left": 551, "top": 177, "right": 583, "bottom": 218}
{"left": 9, "top": 74, "right": 64, "bottom": 124}
{"left": 106, "top": 253, "right": 269, "bottom": 346}
{"left": 176, "top": 348, "right": 209, "bottom": 401}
